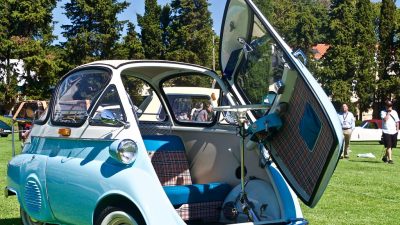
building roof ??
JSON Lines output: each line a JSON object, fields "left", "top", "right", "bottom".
{"left": 312, "top": 44, "right": 330, "bottom": 60}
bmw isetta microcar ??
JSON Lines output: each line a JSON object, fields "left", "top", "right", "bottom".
{"left": 5, "top": 0, "right": 343, "bottom": 224}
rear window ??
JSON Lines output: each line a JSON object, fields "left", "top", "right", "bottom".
{"left": 162, "top": 74, "right": 220, "bottom": 125}
{"left": 163, "top": 94, "right": 212, "bottom": 122}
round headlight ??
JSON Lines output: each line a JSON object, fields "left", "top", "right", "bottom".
{"left": 110, "top": 139, "right": 138, "bottom": 164}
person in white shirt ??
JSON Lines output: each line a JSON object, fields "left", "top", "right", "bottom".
{"left": 380, "top": 100, "right": 399, "bottom": 164}
{"left": 338, "top": 103, "right": 355, "bottom": 159}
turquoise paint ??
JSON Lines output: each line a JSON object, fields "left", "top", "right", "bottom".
{"left": 269, "top": 165, "right": 297, "bottom": 219}
{"left": 10, "top": 136, "right": 150, "bottom": 225}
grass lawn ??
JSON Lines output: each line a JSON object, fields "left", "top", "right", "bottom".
{"left": 0, "top": 136, "right": 399, "bottom": 225}
{"left": 0, "top": 136, "right": 22, "bottom": 225}
{"left": 301, "top": 141, "right": 400, "bottom": 225}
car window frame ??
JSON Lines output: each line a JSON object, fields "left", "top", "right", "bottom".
{"left": 88, "top": 84, "right": 127, "bottom": 127}
{"left": 50, "top": 67, "right": 112, "bottom": 127}
{"left": 159, "top": 73, "right": 222, "bottom": 127}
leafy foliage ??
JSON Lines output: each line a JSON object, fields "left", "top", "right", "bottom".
{"left": 114, "top": 22, "right": 145, "bottom": 59}
{"left": 138, "top": 0, "right": 164, "bottom": 59}
{"left": 166, "top": 0, "right": 213, "bottom": 67}
{"left": 0, "top": 0, "right": 59, "bottom": 109}
{"left": 354, "top": 0, "right": 377, "bottom": 118}
{"left": 319, "top": 0, "right": 359, "bottom": 107}
{"left": 377, "top": 0, "right": 397, "bottom": 112}
{"left": 61, "top": 0, "right": 129, "bottom": 67}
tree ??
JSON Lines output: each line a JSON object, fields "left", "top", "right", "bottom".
{"left": 318, "top": 0, "right": 358, "bottom": 107}
{"left": 0, "top": 0, "right": 59, "bottom": 109}
{"left": 377, "top": 0, "right": 397, "bottom": 116}
{"left": 114, "top": 22, "right": 144, "bottom": 59}
{"left": 253, "top": 0, "right": 328, "bottom": 55}
{"left": 160, "top": 4, "right": 172, "bottom": 59}
{"left": 260, "top": 0, "right": 298, "bottom": 46}
{"left": 137, "top": 0, "right": 164, "bottom": 59}
{"left": 293, "top": 1, "right": 329, "bottom": 55}
{"left": 252, "top": 0, "right": 274, "bottom": 20}
{"left": 353, "top": 0, "right": 377, "bottom": 119}
{"left": 166, "top": 0, "right": 213, "bottom": 68}
{"left": 61, "top": 0, "right": 129, "bottom": 68}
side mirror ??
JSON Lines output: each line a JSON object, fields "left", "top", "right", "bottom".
{"left": 293, "top": 49, "right": 307, "bottom": 65}
{"left": 100, "top": 110, "right": 120, "bottom": 126}
{"left": 99, "top": 109, "right": 130, "bottom": 128}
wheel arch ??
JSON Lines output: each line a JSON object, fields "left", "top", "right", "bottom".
{"left": 93, "top": 194, "right": 146, "bottom": 225}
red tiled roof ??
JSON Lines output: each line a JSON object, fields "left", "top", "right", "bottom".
{"left": 312, "top": 44, "right": 330, "bottom": 60}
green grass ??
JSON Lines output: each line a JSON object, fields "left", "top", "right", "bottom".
{"left": 0, "top": 115, "right": 13, "bottom": 125}
{"left": 0, "top": 137, "right": 399, "bottom": 225}
{"left": 301, "top": 142, "right": 400, "bottom": 225}
{"left": 0, "top": 136, "right": 22, "bottom": 225}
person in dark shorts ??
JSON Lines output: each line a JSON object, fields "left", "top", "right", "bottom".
{"left": 380, "top": 100, "right": 399, "bottom": 164}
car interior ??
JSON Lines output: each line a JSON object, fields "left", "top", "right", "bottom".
{"left": 120, "top": 66, "right": 282, "bottom": 224}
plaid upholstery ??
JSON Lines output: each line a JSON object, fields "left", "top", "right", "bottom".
{"left": 139, "top": 121, "right": 172, "bottom": 135}
{"left": 271, "top": 77, "right": 334, "bottom": 197}
{"left": 144, "top": 135, "right": 228, "bottom": 222}
{"left": 148, "top": 151, "right": 192, "bottom": 186}
{"left": 175, "top": 201, "right": 223, "bottom": 222}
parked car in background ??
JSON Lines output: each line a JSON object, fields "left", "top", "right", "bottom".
{"left": 351, "top": 119, "right": 387, "bottom": 141}
{"left": 0, "top": 120, "right": 12, "bottom": 137}
{"left": 5, "top": 1, "right": 343, "bottom": 225}
{"left": 360, "top": 119, "right": 382, "bottom": 129}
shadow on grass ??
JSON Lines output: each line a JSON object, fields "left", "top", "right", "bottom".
{"left": 349, "top": 159, "right": 382, "bottom": 163}
{"left": 0, "top": 218, "right": 21, "bottom": 225}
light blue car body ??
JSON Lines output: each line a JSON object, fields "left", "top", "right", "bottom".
{"left": 7, "top": 136, "right": 306, "bottom": 225}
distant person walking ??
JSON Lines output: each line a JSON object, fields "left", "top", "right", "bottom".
{"left": 381, "top": 100, "right": 399, "bottom": 164}
{"left": 338, "top": 103, "right": 355, "bottom": 159}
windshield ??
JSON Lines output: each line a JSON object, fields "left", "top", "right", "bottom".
{"left": 52, "top": 69, "right": 111, "bottom": 125}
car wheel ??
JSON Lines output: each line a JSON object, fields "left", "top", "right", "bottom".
{"left": 1, "top": 134, "right": 8, "bottom": 137}
{"left": 20, "top": 207, "right": 44, "bottom": 225}
{"left": 96, "top": 206, "right": 144, "bottom": 225}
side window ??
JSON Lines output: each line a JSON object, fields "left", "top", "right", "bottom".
{"left": 121, "top": 75, "right": 166, "bottom": 122}
{"left": 52, "top": 69, "right": 111, "bottom": 125}
{"left": 162, "top": 74, "right": 220, "bottom": 124}
{"left": 90, "top": 85, "right": 125, "bottom": 126}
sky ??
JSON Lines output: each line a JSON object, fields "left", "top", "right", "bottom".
{"left": 52, "top": 0, "right": 227, "bottom": 44}
{"left": 371, "top": 0, "right": 400, "bottom": 6}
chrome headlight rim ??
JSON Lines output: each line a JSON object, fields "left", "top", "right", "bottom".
{"left": 110, "top": 139, "right": 138, "bottom": 165}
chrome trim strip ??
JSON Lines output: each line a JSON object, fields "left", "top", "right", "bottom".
{"left": 4, "top": 186, "right": 17, "bottom": 198}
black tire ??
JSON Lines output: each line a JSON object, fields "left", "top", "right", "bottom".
{"left": 95, "top": 206, "right": 145, "bottom": 225}
{"left": 20, "top": 207, "right": 44, "bottom": 225}
{"left": 0, "top": 134, "right": 8, "bottom": 137}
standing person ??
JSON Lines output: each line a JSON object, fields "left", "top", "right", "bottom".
{"left": 196, "top": 102, "right": 212, "bottom": 122}
{"left": 381, "top": 100, "right": 399, "bottom": 164}
{"left": 338, "top": 103, "right": 355, "bottom": 159}
{"left": 190, "top": 102, "right": 203, "bottom": 121}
